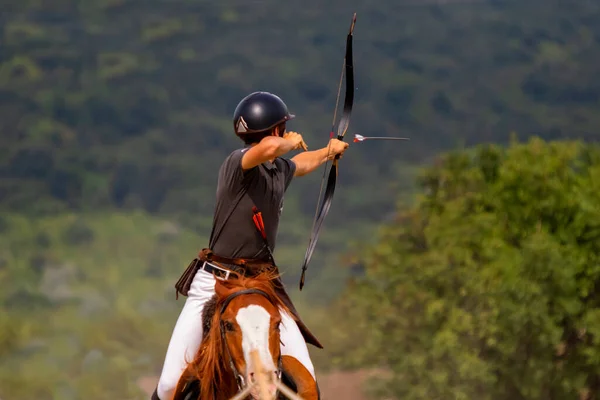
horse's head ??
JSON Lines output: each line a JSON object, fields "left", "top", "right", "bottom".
{"left": 214, "top": 271, "right": 287, "bottom": 398}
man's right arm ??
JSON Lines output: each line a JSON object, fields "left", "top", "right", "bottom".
{"left": 241, "top": 135, "right": 304, "bottom": 170}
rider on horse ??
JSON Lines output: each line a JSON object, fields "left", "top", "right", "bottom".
{"left": 151, "top": 91, "right": 349, "bottom": 400}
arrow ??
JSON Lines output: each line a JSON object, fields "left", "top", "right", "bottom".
{"left": 353, "top": 134, "right": 411, "bottom": 142}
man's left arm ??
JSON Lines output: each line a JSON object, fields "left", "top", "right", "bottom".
{"left": 290, "top": 147, "right": 330, "bottom": 177}
{"left": 291, "top": 138, "right": 349, "bottom": 177}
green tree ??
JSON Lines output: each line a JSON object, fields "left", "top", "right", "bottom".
{"left": 328, "top": 138, "right": 600, "bottom": 399}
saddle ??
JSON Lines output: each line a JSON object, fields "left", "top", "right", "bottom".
{"left": 174, "top": 248, "right": 323, "bottom": 349}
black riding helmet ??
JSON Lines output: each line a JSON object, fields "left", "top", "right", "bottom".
{"left": 233, "top": 92, "right": 295, "bottom": 136}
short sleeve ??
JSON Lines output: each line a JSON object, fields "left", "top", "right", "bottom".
{"left": 277, "top": 157, "right": 297, "bottom": 190}
{"left": 220, "top": 149, "right": 248, "bottom": 187}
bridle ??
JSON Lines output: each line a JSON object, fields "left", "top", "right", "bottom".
{"left": 218, "top": 288, "right": 284, "bottom": 397}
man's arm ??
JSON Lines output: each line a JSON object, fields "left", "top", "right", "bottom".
{"left": 241, "top": 135, "right": 303, "bottom": 170}
{"left": 290, "top": 147, "right": 330, "bottom": 177}
{"left": 291, "top": 138, "right": 349, "bottom": 177}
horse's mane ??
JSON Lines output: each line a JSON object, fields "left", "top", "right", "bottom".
{"left": 187, "top": 269, "right": 292, "bottom": 398}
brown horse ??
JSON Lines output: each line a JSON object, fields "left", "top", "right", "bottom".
{"left": 171, "top": 270, "right": 319, "bottom": 400}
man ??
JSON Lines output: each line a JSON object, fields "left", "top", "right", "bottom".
{"left": 152, "top": 91, "right": 349, "bottom": 400}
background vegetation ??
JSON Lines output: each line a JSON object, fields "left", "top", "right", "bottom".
{"left": 325, "top": 138, "right": 600, "bottom": 399}
{"left": 1, "top": 0, "right": 599, "bottom": 398}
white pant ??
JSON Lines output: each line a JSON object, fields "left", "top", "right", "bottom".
{"left": 156, "top": 269, "right": 316, "bottom": 400}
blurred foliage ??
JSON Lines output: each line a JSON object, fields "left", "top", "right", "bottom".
{"left": 0, "top": 212, "right": 204, "bottom": 399}
{"left": 1, "top": 0, "right": 599, "bottom": 227}
{"left": 2, "top": 0, "right": 599, "bottom": 311}
{"left": 324, "top": 138, "right": 600, "bottom": 399}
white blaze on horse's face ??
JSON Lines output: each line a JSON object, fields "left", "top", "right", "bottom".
{"left": 236, "top": 304, "right": 278, "bottom": 394}
{"left": 236, "top": 304, "right": 277, "bottom": 371}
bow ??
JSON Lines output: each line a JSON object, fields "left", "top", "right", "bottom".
{"left": 299, "top": 13, "right": 357, "bottom": 290}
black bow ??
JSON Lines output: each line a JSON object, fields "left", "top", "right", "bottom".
{"left": 299, "top": 13, "right": 357, "bottom": 290}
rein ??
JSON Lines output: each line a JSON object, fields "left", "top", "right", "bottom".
{"left": 218, "top": 288, "right": 284, "bottom": 398}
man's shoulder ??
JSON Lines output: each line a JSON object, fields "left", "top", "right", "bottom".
{"left": 227, "top": 147, "right": 249, "bottom": 157}
{"left": 218, "top": 147, "right": 254, "bottom": 183}
{"left": 221, "top": 147, "right": 248, "bottom": 166}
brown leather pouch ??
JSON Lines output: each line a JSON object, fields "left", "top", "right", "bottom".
{"left": 174, "top": 258, "right": 201, "bottom": 299}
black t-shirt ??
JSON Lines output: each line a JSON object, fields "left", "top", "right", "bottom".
{"left": 208, "top": 148, "right": 296, "bottom": 260}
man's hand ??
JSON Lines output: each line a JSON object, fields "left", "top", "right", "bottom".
{"left": 326, "top": 138, "right": 349, "bottom": 160}
{"left": 283, "top": 131, "right": 308, "bottom": 151}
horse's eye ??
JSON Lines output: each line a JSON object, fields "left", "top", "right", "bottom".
{"left": 224, "top": 321, "right": 235, "bottom": 332}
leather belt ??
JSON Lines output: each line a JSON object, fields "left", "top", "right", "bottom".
{"left": 174, "top": 249, "right": 275, "bottom": 299}
{"left": 199, "top": 261, "right": 237, "bottom": 281}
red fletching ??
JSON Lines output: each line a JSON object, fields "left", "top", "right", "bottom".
{"left": 252, "top": 207, "right": 267, "bottom": 239}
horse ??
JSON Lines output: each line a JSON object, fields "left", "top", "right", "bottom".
{"left": 171, "top": 269, "right": 320, "bottom": 400}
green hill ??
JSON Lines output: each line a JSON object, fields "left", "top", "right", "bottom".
{"left": 2, "top": 0, "right": 599, "bottom": 221}
{"left": 3, "top": 0, "right": 599, "bottom": 293}
{"left": 0, "top": 212, "right": 198, "bottom": 398}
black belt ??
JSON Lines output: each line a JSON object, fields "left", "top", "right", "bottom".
{"left": 199, "top": 261, "right": 239, "bottom": 280}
